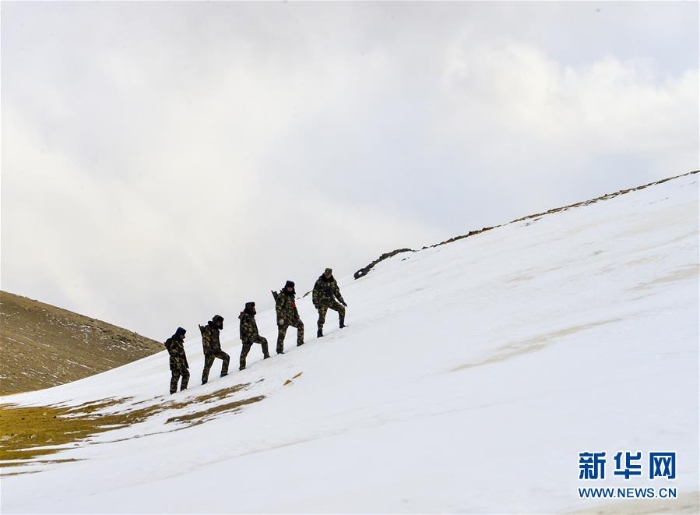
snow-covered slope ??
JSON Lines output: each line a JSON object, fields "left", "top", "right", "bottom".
{"left": 1, "top": 173, "right": 698, "bottom": 514}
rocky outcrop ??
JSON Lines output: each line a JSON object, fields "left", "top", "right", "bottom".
{"left": 354, "top": 170, "right": 698, "bottom": 280}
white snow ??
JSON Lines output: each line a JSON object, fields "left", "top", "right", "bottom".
{"left": 1, "top": 174, "right": 698, "bottom": 514}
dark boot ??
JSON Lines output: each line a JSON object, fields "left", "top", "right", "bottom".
{"left": 317, "top": 329, "right": 323, "bottom": 338}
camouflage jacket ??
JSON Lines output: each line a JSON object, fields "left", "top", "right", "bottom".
{"left": 272, "top": 290, "right": 300, "bottom": 324}
{"left": 239, "top": 312, "right": 260, "bottom": 343}
{"left": 164, "top": 336, "right": 189, "bottom": 371}
{"left": 312, "top": 275, "right": 345, "bottom": 307}
{"left": 199, "top": 322, "right": 222, "bottom": 354}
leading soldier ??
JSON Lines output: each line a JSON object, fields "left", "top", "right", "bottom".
{"left": 312, "top": 267, "right": 347, "bottom": 337}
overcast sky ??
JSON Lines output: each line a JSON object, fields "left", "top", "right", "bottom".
{"left": 2, "top": 1, "right": 698, "bottom": 340}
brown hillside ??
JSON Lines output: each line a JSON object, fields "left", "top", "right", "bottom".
{"left": 0, "top": 291, "right": 163, "bottom": 396}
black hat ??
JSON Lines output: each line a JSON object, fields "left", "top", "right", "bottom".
{"left": 285, "top": 280, "right": 295, "bottom": 288}
{"left": 245, "top": 301, "right": 255, "bottom": 310}
{"left": 175, "top": 327, "right": 186, "bottom": 337}
{"left": 213, "top": 315, "right": 224, "bottom": 323}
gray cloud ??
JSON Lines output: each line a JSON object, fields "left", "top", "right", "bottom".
{"left": 2, "top": 1, "right": 697, "bottom": 338}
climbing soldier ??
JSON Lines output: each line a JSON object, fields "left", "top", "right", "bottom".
{"left": 238, "top": 302, "right": 270, "bottom": 370}
{"left": 312, "top": 267, "right": 347, "bottom": 337}
{"left": 271, "top": 280, "right": 304, "bottom": 353}
{"left": 199, "top": 314, "right": 230, "bottom": 384}
{"left": 164, "top": 326, "right": 189, "bottom": 394}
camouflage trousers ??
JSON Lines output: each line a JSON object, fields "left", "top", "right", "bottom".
{"left": 317, "top": 301, "right": 345, "bottom": 330}
{"left": 240, "top": 337, "right": 270, "bottom": 369}
{"left": 170, "top": 368, "right": 190, "bottom": 394}
{"left": 277, "top": 319, "right": 304, "bottom": 352}
{"left": 202, "top": 350, "right": 230, "bottom": 384}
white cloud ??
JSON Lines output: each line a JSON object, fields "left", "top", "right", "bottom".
{"left": 428, "top": 37, "right": 698, "bottom": 221}
{"left": 441, "top": 38, "right": 698, "bottom": 157}
{"left": 2, "top": 2, "right": 697, "bottom": 337}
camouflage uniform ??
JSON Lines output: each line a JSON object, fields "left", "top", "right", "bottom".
{"left": 164, "top": 327, "right": 189, "bottom": 394}
{"left": 200, "top": 315, "right": 230, "bottom": 384}
{"left": 272, "top": 281, "right": 304, "bottom": 353}
{"left": 312, "top": 268, "right": 346, "bottom": 336}
{"left": 239, "top": 302, "right": 270, "bottom": 370}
